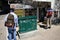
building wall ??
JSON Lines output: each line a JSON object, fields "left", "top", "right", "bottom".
{"left": 33, "top": 0, "right": 55, "bottom": 9}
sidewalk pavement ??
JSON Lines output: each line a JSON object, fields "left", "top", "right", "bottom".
{"left": 18, "top": 24, "right": 60, "bottom": 40}
{"left": 0, "top": 15, "right": 60, "bottom": 40}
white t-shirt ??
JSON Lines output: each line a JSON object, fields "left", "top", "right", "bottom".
{"left": 4, "top": 12, "right": 18, "bottom": 29}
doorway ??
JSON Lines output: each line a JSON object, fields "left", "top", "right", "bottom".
{"left": 38, "top": 2, "right": 51, "bottom": 22}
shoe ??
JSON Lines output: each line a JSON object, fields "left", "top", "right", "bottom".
{"left": 44, "top": 26, "right": 48, "bottom": 29}
{"left": 48, "top": 27, "right": 51, "bottom": 29}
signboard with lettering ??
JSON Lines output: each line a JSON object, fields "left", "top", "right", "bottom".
{"left": 10, "top": 4, "right": 23, "bottom": 9}
{"left": 14, "top": 9, "right": 25, "bottom": 16}
{"left": 10, "top": 4, "right": 33, "bottom": 9}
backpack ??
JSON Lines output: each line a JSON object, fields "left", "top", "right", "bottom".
{"left": 5, "top": 14, "right": 15, "bottom": 28}
{"left": 46, "top": 11, "right": 52, "bottom": 18}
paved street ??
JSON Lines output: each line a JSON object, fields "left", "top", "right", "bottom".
{"left": 0, "top": 15, "right": 8, "bottom": 40}
{"left": 0, "top": 15, "right": 60, "bottom": 40}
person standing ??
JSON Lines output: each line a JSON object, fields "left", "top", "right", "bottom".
{"left": 46, "top": 5, "right": 53, "bottom": 28}
{"left": 4, "top": 8, "right": 18, "bottom": 40}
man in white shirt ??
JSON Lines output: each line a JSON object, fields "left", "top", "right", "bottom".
{"left": 5, "top": 8, "right": 18, "bottom": 40}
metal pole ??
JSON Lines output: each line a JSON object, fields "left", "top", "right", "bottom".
{"left": 58, "top": 10, "right": 60, "bottom": 18}
{"left": 23, "top": 0, "right": 25, "bottom": 17}
{"left": 37, "top": 2, "right": 39, "bottom": 21}
{"left": 37, "top": 7, "right": 39, "bottom": 20}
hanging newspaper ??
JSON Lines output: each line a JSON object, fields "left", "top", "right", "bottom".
{"left": 54, "top": 0, "right": 60, "bottom": 11}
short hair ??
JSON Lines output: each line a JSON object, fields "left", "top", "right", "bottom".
{"left": 47, "top": 5, "right": 51, "bottom": 8}
{"left": 10, "top": 8, "right": 14, "bottom": 12}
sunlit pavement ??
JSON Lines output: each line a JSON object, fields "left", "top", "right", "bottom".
{"left": 0, "top": 15, "right": 60, "bottom": 40}
{"left": 0, "top": 15, "right": 8, "bottom": 40}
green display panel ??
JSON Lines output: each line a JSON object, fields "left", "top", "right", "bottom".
{"left": 18, "top": 16, "right": 37, "bottom": 33}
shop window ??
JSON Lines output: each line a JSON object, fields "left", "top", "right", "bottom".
{"left": 25, "top": 9, "right": 37, "bottom": 16}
